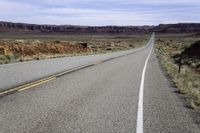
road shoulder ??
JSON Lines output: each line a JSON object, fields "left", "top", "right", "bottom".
{"left": 144, "top": 50, "right": 200, "bottom": 133}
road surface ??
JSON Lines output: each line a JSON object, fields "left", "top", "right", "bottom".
{"left": 0, "top": 41, "right": 148, "bottom": 92}
{"left": 0, "top": 34, "right": 199, "bottom": 133}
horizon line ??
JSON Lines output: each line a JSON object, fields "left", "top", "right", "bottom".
{"left": 1, "top": 21, "right": 200, "bottom": 27}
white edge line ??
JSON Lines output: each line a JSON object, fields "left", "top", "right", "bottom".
{"left": 136, "top": 35, "right": 154, "bottom": 133}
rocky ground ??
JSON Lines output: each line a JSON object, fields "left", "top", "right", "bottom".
{"left": 0, "top": 34, "right": 148, "bottom": 64}
{"left": 156, "top": 34, "right": 200, "bottom": 109}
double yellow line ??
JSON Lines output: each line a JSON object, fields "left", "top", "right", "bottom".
{"left": 18, "top": 77, "right": 56, "bottom": 92}
{"left": 0, "top": 76, "right": 56, "bottom": 96}
{"left": 0, "top": 61, "right": 104, "bottom": 97}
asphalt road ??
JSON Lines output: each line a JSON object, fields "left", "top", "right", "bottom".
{"left": 0, "top": 42, "right": 147, "bottom": 92}
{"left": 0, "top": 35, "right": 199, "bottom": 133}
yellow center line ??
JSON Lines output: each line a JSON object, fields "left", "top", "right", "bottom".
{"left": 92, "top": 61, "right": 103, "bottom": 65}
{"left": 0, "top": 88, "right": 19, "bottom": 96}
{"left": 0, "top": 63, "right": 93, "bottom": 96}
{"left": 18, "top": 77, "right": 56, "bottom": 92}
{"left": 0, "top": 77, "right": 56, "bottom": 96}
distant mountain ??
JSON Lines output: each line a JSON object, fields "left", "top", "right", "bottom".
{"left": 0, "top": 21, "right": 199, "bottom": 34}
{"left": 151, "top": 23, "right": 200, "bottom": 33}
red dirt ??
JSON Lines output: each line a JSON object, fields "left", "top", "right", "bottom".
{"left": 0, "top": 41, "right": 90, "bottom": 57}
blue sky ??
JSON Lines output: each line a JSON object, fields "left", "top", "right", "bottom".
{"left": 0, "top": 0, "right": 199, "bottom": 26}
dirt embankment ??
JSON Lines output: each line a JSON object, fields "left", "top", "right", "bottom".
{"left": 156, "top": 35, "right": 200, "bottom": 109}
{"left": 183, "top": 41, "right": 200, "bottom": 58}
{"left": 0, "top": 35, "right": 147, "bottom": 63}
{"left": 181, "top": 41, "right": 200, "bottom": 72}
{"left": 0, "top": 40, "right": 90, "bottom": 57}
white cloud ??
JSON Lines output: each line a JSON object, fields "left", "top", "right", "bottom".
{"left": 121, "top": 0, "right": 200, "bottom": 5}
{"left": 0, "top": 0, "right": 199, "bottom": 25}
{"left": 0, "top": 1, "right": 41, "bottom": 15}
{"left": 39, "top": 0, "right": 200, "bottom": 6}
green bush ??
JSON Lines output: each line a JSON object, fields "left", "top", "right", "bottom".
{"left": 0, "top": 55, "right": 11, "bottom": 61}
{"left": 0, "top": 55, "right": 18, "bottom": 62}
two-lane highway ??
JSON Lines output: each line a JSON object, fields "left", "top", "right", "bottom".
{"left": 0, "top": 35, "right": 199, "bottom": 133}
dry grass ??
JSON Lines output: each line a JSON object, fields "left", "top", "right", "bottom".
{"left": 156, "top": 34, "right": 200, "bottom": 109}
{"left": 0, "top": 34, "right": 148, "bottom": 64}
